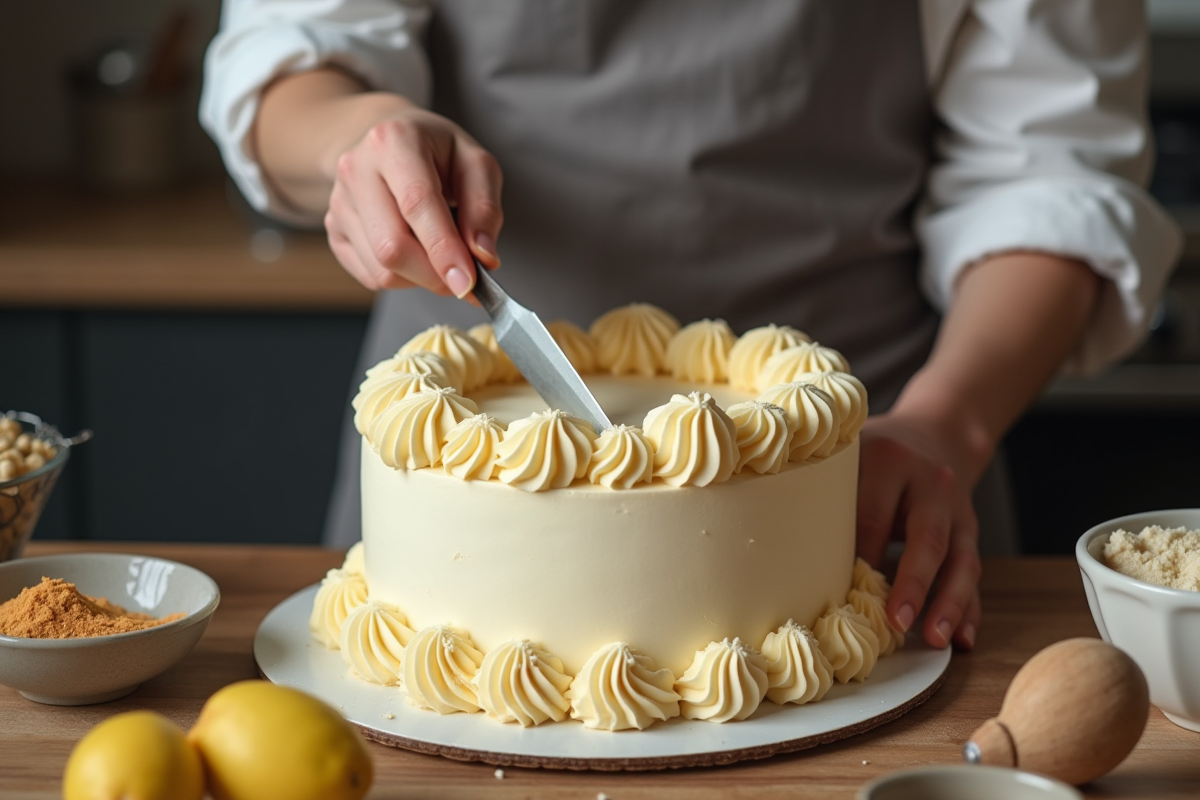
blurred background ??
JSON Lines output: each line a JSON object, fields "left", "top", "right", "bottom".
{"left": 2, "top": 1, "right": 1198, "bottom": 552}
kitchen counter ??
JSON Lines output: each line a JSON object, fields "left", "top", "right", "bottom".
{"left": 0, "top": 179, "right": 373, "bottom": 311}
{"left": 2, "top": 542, "right": 1198, "bottom": 799}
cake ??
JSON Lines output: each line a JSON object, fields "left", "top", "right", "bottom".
{"left": 311, "top": 304, "right": 901, "bottom": 730}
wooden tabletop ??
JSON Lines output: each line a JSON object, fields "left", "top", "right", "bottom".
{"left": 0, "top": 179, "right": 373, "bottom": 312}
{"left": 2, "top": 543, "right": 1198, "bottom": 799}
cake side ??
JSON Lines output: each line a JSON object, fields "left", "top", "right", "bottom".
{"left": 362, "top": 437, "right": 859, "bottom": 675}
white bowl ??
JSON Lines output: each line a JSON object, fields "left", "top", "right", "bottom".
{"left": 857, "top": 765, "right": 1081, "bottom": 800}
{"left": 0, "top": 553, "right": 219, "bottom": 705}
{"left": 1077, "top": 509, "right": 1200, "bottom": 732}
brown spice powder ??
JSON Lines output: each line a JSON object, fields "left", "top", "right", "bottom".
{"left": 0, "top": 577, "right": 184, "bottom": 638}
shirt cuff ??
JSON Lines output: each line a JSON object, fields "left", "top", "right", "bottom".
{"left": 918, "top": 176, "right": 1184, "bottom": 375}
{"left": 200, "top": 21, "right": 431, "bottom": 228}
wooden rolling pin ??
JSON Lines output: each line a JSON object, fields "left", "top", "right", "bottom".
{"left": 963, "top": 637, "right": 1149, "bottom": 785}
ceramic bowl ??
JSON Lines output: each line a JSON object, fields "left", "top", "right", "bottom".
{"left": 857, "top": 765, "right": 1081, "bottom": 800}
{"left": 0, "top": 552, "right": 219, "bottom": 705}
{"left": 1077, "top": 509, "right": 1200, "bottom": 732}
{"left": 0, "top": 411, "right": 92, "bottom": 563}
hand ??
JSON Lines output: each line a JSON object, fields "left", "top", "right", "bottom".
{"left": 856, "top": 412, "right": 982, "bottom": 651}
{"left": 324, "top": 100, "right": 503, "bottom": 296}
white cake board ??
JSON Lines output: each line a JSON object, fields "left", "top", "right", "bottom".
{"left": 254, "top": 585, "right": 950, "bottom": 770}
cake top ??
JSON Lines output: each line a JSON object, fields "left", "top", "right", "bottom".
{"left": 354, "top": 303, "right": 867, "bottom": 492}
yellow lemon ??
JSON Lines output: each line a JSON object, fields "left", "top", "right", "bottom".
{"left": 188, "top": 680, "right": 373, "bottom": 800}
{"left": 62, "top": 710, "right": 205, "bottom": 800}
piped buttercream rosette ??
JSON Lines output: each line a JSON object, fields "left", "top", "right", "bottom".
{"left": 309, "top": 568, "right": 368, "bottom": 650}
{"left": 364, "top": 349, "right": 462, "bottom": 388}
{"left": 756, "top": 382, "right": 841, "bottom": 461}
{"left": 352, "top": 371, "right": 443, "bottom": 435}
{"left": 369, "top": 387, "right": 479, "bottom": 468}
{"left": 474, "top": 639, "right": 574, "bottom": 727}
{"left": 566, "top": 643, "right": 681, "bottom": 731}
{"left": 399, "top": 324, "right": 494, "bottom": 390}
{"left": 666, "top": 318, "right": 736, "bottom": 384}
{"left": 339, "top": 599, "right": 414, "bottom": 685}
{"left": 495, "top": 410, "right": 598, "bottom": 492}
{"left": 725, "top": 400, "right": 795, "bottom": 474}
{"left": 588, "top": 424, "right": 655, "bottom": 489}
{"left": 546, "top": 320, "right": 599, "bottom": 374}
{"left": 760, "top": 619, "right": 834, "bottom": 705}
{"left": 813, "top": 604, "right": 880, "bottom": 683}
{"left": 757, "top": 341, "right": 851, "bottom": 389}
{"left": 590, "top": 303, "right": 681, "bottom": 377}
{"left": 643, "top": 392, "right": 738, "bottom": 487}
{"left": 675, "top": 637, "right": 769, "bottom": 723}
{"left": 403, "top": 625, "right": 485, "bottom": 714}
{"left": 468, "top": 323, "right": 522, "bottom": 384}
{"left": 727, "top": 324, "right": 811, "bottom": 391}
{"left": 441, "top": 413, "right": 505, "bottom": 481}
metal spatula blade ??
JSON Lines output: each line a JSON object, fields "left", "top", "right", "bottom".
{"left": 471, "top": 264, "right": 612, "bottom": 433}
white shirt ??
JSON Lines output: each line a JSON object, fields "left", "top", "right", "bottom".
{"left": 201, "top": 0, "right": 1183, "bottom": 375}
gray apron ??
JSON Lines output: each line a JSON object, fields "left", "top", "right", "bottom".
{"left": 325, "top": 0, "right": 1014, "bottom": 553}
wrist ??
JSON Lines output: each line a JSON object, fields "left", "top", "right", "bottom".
{"left": 888, "top": 366, "right": 997, "bottom": 485}
{"left": 315, "top": 91, "right": 419, "bottom": 181}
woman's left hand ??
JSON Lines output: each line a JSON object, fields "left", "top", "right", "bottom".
{"left": 856, "top": 411, "right": 982, "bottom": 651}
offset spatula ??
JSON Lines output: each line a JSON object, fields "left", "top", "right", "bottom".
{"left": 471, "top": 262, "right": 612, "bottom": 433}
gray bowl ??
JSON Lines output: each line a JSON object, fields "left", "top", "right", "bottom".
{"left": 858, "top": 765, "right": 1081, "bottom": 800}
{"left": 0, "top": 553, "right": 219, "bottom": 705}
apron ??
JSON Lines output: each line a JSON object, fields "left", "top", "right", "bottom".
{"left": 325, "top": 0, "right": 1001, "bottom": 549}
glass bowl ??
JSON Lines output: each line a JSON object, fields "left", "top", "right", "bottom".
{"left": 0, "top": 411, "right": 91, "bottom": 562}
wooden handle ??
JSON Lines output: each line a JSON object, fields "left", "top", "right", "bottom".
{"left": 964, "top": 718, "right": 1016, "bottom": 767}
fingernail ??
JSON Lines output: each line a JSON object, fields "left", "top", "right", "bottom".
{"left": 894, "top": 604, "right": 915, "bottom": 633}
{"left": 936, "top": 619, "right": 954, "bottom": 647}
{"left": 445, "top": 266, "right": 474, "bottom": 299}
{"left": 475, "top": 232, "right": 497, "bottom": 261}
{"left": 961, "top": 622, "right": 976, "bottom": 648}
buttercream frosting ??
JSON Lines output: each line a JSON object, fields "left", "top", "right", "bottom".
{"left": 725, "top": 400, "right": 795, "bottom": 475}
{"left": 495, "top": 410, "right": 598, "bottom": 492}
{"left": 847, "top": 588, "right": 901, "bottom": 656}
{"left": 309, "top": 568, "right": 368, "bottom": 650}
{"left": 441, "top": 413, "right": 505, "bottom": 481}
{"left": 399, "top": 325, "right": 494, "bottom": 391}
{"left": 352, "top": 371, "right": 443, "bottom": 435}
{"left": 643, "top": 392, "right": 738, "bottom": 487}
{"left": 364, "top": 349, "right": 463, "bottom": 389}
{"left": 756, "top": 382, "right": 840, "bottom": 461}
{"left": 566, "top": 642, "right": 681, "bottom": 730}
{"left": 788, "top": 371, "right": 868, "bottom": 443}
{"left": 403, "top": 625, "right": 485, "bottom": 714}
{"left": 468, "top": 323, "right": 522, "bottom": 384}
{"left": 588, "top": 424, "right": 655, "bottom": 489}
{"left": 369, "top": 387, "right": 479, "bottom": 469}
{"left": 342, "top": 541, "right": 365, "bottom": 576}
{"left": 813, "top": 604, "right": 880, "bottom": 683}
{"left": 546, "top": 320, "right": 599, "bottom": 374}
{"left": 852, "top": 557, "right": 891, "bottom": 600}
{"left": 474, "top": 639, "right": 573, "bottom": 727}
{"left": 758, "top": 342, "right": 851, "bottom": 389}
{"left": 760, "top": 619, "right": 833, "bottom": 705}
{"left": 675, "top": 637, "right": 769, "bottom": 723}
{"left": 590, "top": 303, "right": 680, "bottom": 377}
{"left": 339, "top": 599, "right": 415, "bottom": 685}
{"left": 727, "top": 324, "right": 811, "bottom": 391}
{"left": 666, "top": 319, "right": 736, "bottom": 384}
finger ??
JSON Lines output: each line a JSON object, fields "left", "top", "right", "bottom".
{"left": 887, "top": 464, "right": 955, "bottom": 637}
{"left": 371, "top": 131, "right": 477, "bottom": 298}
{"left": 326, "top": 209, "right": 386, "bottom": 290}
{"left": 953, "top": 589, "right": 982, "bottom": 651}
{"left": 921, "top": 504, "right": 981, "bottom": 649}
{"left": 350, "top": 167, "right": 440, "bottom": 286}
{"left": 339, "top": 204, "right": 446, "bottom": 295}
{"left": 856, "top": 436, "right": 909, "bottom": 567}
{"left": 451, "top": 142, "right": 504, "bottom": 270}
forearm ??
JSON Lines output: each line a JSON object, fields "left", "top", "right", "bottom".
{"left": 893, "top": 251, "right": 1101, "bottom": 483}
{"left": 254, "top": 68, "right": 416, "bottom": 214}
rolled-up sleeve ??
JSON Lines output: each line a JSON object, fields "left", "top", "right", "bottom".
{"left": 200, "top": 0, "right": 433, "bottom": 226}
{"left": 918, "top": 0, "right": 1183, "bottom": 374}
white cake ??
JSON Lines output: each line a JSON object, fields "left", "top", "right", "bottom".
{"left": 311, "top": 305, "right": 899, "bottom": 730}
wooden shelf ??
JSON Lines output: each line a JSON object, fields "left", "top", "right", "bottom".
{"left": 0, "top": 179, "right": 373, "bottom": 312}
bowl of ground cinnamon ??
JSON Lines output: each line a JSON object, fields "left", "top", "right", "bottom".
{"left": 0, "top": 552, "right": 218, "bottom": 705}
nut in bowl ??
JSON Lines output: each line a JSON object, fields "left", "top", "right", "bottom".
{"left": 1076, "top": 509, "right": 1200, "bottom": 732}
{"left": 0, "top": 411, "right": 92, "bottom": 563}
{"left": 0, "top": 552, "right": 219, "bottom": 705}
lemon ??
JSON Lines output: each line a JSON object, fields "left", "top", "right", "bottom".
{"left": 188, "top": 680, "right": 373, "bottom": 800}
{"left": 62, "top": 710, "right": 205, "bottom": 800}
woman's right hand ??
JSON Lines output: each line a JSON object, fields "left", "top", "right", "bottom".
{"left": 324, "top": 98, "right": 504, "bottom": 296}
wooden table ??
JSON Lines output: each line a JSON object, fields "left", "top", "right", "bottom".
{"left": 2, "top": 543, "right": 1198, "bottom": 799}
